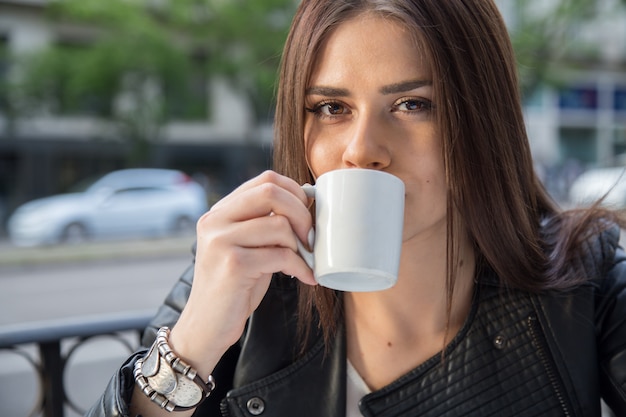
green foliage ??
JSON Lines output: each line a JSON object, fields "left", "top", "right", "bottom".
{"left": 169, "top": 0, "right": 295, "bottom": 116}
{"left": 12, "top": 0, "right": 622, "bottom": 159}
{"left": 35, "top": 0, "right": 295, "bottom": 120}
{"left": 7, "top": 0, "right": 296, "bottom": 163}
{"left": 509, "top": 0, "right": 618, "bottom": 98}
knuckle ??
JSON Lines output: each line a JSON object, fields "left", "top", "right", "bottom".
{"left": 196, "top": 210, "right": 212, "bottom": 230}
{"left": 196, "top": 211, "right": 224, "bottom": 237}
{"left": 283, "top": 247, "right": 298, "bottom": 264}
{"left": 223, "top": 247, "right": 247, "bottom": 270}
{"left": 206, "top": 229, "right": 227, "bottom": 247}
{"left": 270, "top": 214, "right": 291, "bottom": 231}
{"left": 257, "top": 182, "right": 281, "bottom": 200}
{"left": 259, "top": 170, "right": 280, "bottom": 183}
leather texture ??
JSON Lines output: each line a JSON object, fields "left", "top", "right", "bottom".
{"left": 86, "top": 226, "right": 626, "bottom": 417}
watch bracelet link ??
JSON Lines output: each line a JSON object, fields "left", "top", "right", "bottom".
{"left": 133, "top": 326, "right": 216, "bottom": 412}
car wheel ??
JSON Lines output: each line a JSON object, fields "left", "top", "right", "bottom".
{"left": 60, "top": 222, "right": 89, "bottom": 244}
{"left": 172, "top": 216, "right": 195, "bottom": 236}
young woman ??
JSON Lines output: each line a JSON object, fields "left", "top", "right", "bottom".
{"left": 88, "top": 1, "right": 626, "bottom": 416}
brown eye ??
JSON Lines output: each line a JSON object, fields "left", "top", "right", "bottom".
{"left": 402, "top": 100, "right": 423, "bottom": 111}
{"left": 393, "top": 97, "right": 434, "bottom": 113}
{"left": 321, "top": 102, "right": 346, "bottom": 115}
{"left": 305, "top": 100, "right": 350, "bottom": 119}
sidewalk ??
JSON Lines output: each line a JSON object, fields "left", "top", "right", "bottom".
{"left": 0, "top": 235, "right": 195, "bottom": 269}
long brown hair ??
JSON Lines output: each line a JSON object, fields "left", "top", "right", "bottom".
{"left": 273, "top": 0, "right": 622, "bottom": 346}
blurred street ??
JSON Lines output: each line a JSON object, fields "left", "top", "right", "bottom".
{"left": 0, "top": 236, "right": 195, "bottom": 416}
{"left": 0, "top": 236, "right": 194, "bottom": 325}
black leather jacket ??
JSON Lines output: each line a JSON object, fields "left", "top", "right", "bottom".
{"left": 87, "top": 227, "right": 626, "bottom": 417}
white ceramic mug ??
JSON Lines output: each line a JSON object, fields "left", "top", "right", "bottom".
{"left": 298, "top": 169, "right": 405, "bottom": 292}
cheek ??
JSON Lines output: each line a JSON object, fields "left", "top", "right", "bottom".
{"left": 304, "top": 130, "right": 341, "bottom": 177}
{"left": 403, "top": 152, "right": 447, "bottom": 211}
{"left": 308, "top": 145, "right": 336, "bottom": 174}
{"left": 423, "top": 164, "right": 448, "bottom": 203}
{"left": 403, "top": 173, "right": 448, "bottom": 235}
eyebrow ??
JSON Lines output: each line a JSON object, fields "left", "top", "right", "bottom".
{"left": 305, "top": 80, "right": 432, "bottom": 97}
{"left": 305, "top": 86, "right": 349, "bottom": 97}
{"left": 380, "top": 80, "right": 432, "bottom": 94}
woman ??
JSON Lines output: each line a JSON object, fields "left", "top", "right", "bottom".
{"left": 88, "top": 1, "right": 626, "bottom": 416}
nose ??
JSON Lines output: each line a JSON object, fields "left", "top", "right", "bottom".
{"left": 342, "top": 113, "right": 391, "bottom": 170}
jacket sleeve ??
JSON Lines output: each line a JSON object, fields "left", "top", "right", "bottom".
{"left": 84, "top": 351, "right": 147, "bottom": 417}
{"left": 84, "top": 260, "right": 195, "bottom": 417}
{"left": 85, "top": 244, "right": 241, "bottom": 417}
{"left": 597, "top": 244, "right": 626, "bottom": 416}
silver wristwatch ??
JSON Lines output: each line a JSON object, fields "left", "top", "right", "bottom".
{"left": 134, "top": 327, "right": 216, "bottom": 412}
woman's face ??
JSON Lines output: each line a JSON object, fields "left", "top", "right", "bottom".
{"left": 304, "top": 13, "right": 447, "bottom": 244}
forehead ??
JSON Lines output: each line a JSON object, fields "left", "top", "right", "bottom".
{"left": 308, "top": 13, "right": 432, "bottom": 86}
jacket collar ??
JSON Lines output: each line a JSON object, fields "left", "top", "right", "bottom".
{"left": 225, "top": 320, "right": 347, "bottom": 416}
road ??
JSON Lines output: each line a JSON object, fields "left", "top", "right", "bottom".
{"left": 0, "top": 253, "right": 191, "bottom": 326}
{"left": 0, "top": 238, "right": 194, "bottom": 417}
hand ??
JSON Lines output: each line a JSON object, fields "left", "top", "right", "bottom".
{"left": 169, "top": 171, "right": 316, "bottom": 378}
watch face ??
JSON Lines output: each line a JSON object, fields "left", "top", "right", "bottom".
{"left": 167, "top": 376, "right": 203, "bottom": 407}
{"left": 148, "top": 357, "right": 178, "bottom": 395}
{"left": 139, "top": 332, "right": 205, "bottom": 408}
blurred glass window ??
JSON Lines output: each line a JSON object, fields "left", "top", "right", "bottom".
{"left": 615, "top": 88, "right": 626, "bottom": 112}
{"left": 559, "top": 86, "right": 598, "bottom": 110}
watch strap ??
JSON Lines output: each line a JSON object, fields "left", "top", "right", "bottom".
{"left": 133, "top": 327, "right": 215, "bottom": 412}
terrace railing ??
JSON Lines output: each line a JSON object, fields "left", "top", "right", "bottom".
{"left": 0, "top": 310, "right": 154, "bottom": 417}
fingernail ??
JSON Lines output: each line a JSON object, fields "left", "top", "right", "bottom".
{"left": 307, "top": 228, "right": 315, "bottom": 249}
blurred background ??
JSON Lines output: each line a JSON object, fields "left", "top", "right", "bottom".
{"left": 0, "top": 0, "right": 625, "bottom": 237}
{"left": 0, "top": 0, "right": 624, "bottom": 416}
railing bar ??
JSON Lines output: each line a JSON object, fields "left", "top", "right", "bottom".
{"left": 0, "top": 309, "right": 155, "bottom": 347}
{"left": 39, "top": 340, "right": 65, "bottom": 417}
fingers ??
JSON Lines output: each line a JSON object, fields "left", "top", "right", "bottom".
{"left": 222, "top": 215, "right": 299, "bottom": 251}
{"left": 217, "top": 245, "right": 316, "bottom": 286}
{"left": 212, "top": 170, "right": 309, "bottom": 213}
{"left": 231, "top": 170, "right": 309, "bottom": 204}
{"left": 204, "top": 170, "right": 312, "bottom": 249}
{"left": 198, "top": 213, "right": 316, "bottom": 285}
{"left": 196, "top": 170, "right": 315, "bottom": 284}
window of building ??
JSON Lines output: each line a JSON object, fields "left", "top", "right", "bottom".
{"left": 615, "top": 87, "right": 626, "bottom": 112}
{"left": 559, "top": 86, "right": 598, "bottom": 110}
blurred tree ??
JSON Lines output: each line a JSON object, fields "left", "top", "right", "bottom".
{"left": 0, "top": 39, "right": 17, "bottom": 137}
{"left": 9, "top": 0, "right": 296, "bottom": 164}
{"left": 509, "top": 0, "right": 626, "bottom": 99}
{"left": 7, "top": 0, "right": 625, "bottom": 165}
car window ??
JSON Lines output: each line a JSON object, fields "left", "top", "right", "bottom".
{"left": 87, "top": 170, "right": 179, "bottom": 193}
{"left": 112, "top": 186, "right": 167, "bottom": 195}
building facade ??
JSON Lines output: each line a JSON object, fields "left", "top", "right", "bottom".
{"left": 0, "top": 0, "right": 276, "bottom": 232}
{"left": 1, "top": 0, "right": 626, "bottom": 229}
{"left": 496, "top": 0, "right": 626, "bottom": 201}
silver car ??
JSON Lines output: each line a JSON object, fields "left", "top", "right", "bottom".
{"left": 7, "top": 168, "right": 208, "bottom": 247}
{"left": 568, "top": 166, "right": 626, "bottom": 209}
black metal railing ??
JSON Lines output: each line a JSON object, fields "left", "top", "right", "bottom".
{"left": 0, "top": 310, "right": 155, "bottom": 417}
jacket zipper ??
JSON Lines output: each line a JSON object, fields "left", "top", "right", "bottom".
{"left": 527, "top": 315, "right": 572, "bottom": 417}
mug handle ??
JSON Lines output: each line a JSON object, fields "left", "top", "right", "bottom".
{"left": 302, "top": 183, "right": 315, "bottom": 198}
{"left": 297, "top": 184, "right": 316, "bottom": 269}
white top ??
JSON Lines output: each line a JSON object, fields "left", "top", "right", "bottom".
{"left": 346, "top": 360, "right": 372, "bottom": 417}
